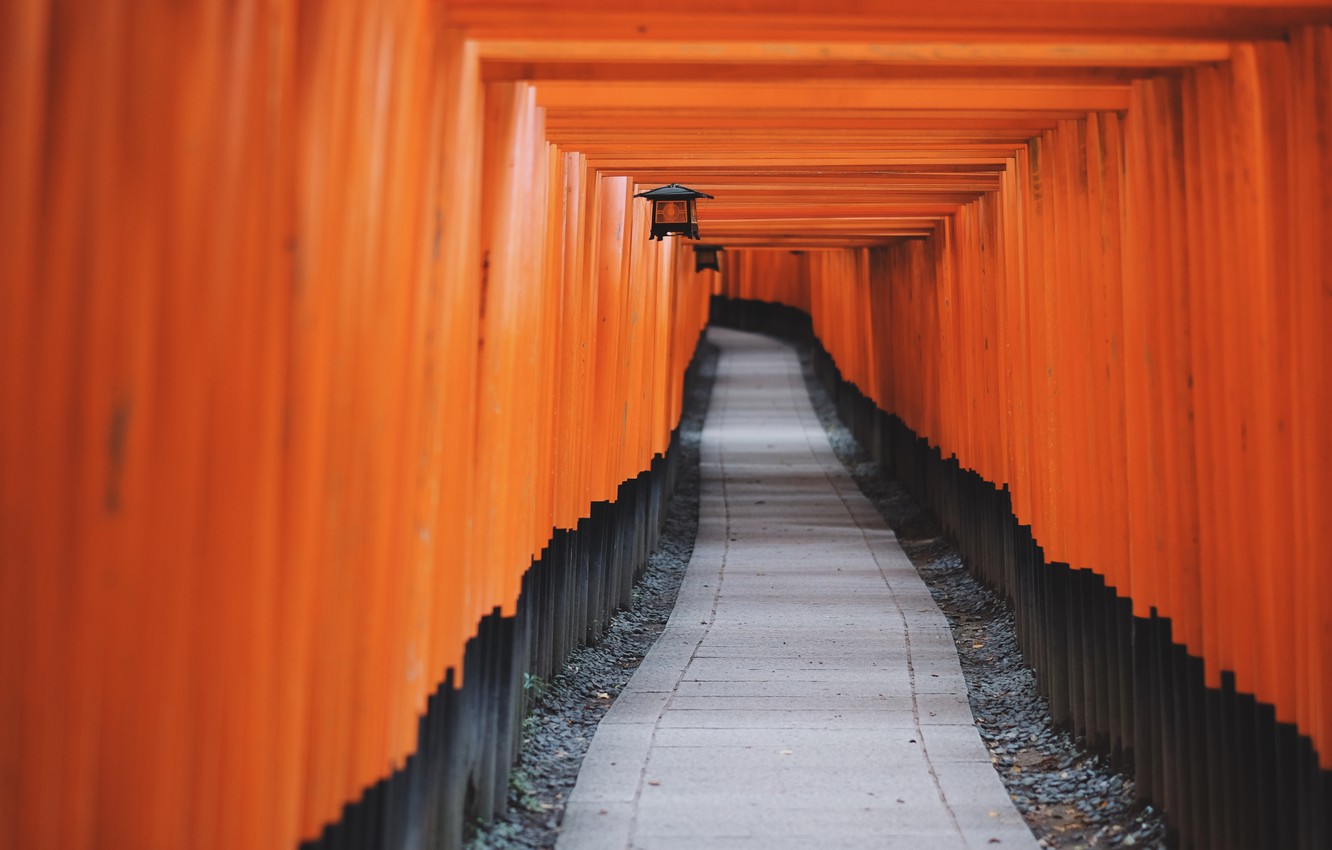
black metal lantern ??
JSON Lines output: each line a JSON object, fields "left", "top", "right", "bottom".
{"left": 634, "top": 184, "right": 714, "bottom": 241}
{"left": 693, "top": 244, "right": 723, "bottom": 272}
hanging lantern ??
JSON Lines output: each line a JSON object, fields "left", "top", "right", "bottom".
{"left": 693, "top": 244, "right": 723, "bottom": 273}
{"left": 634, "top": 184, "right": 714, "bottom": 241}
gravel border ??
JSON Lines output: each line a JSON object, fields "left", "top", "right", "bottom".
{"left": 467, "top": 331, "right": 1171, "bottom": 850}
{"left": 795, "top": 342, "right": 1170, "bottom": 850}
{"left": 465, "top": 340, "right": 720, "bottom": 850}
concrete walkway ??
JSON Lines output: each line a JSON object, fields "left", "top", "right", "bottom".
{"left": 557, "top": 328, "right": 1039, "bottom": 850}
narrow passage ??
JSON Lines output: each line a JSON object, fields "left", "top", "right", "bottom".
{"left": 557, "top": 328, "right": 1039, "bottom": 850}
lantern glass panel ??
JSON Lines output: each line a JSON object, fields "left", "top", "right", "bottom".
{"left": 655, "top": 200, "right": 688, "bottom": 224}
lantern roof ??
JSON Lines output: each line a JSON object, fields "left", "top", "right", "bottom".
{"left": 634, "top": 183, "right": 714, "bottom": 201}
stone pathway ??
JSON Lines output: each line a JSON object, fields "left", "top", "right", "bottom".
{"left": 556, "top": 328, "right": 1039, "bottom": 850}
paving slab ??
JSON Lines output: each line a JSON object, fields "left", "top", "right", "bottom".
{"left": 558, "top": 328, "right": 1037, "bottom": 850}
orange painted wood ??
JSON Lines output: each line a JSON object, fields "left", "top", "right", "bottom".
{"left": 2, "top": 5, "right": 1330, "bottom": 849}
{"left": 722, "top": 28, "right": 1331, "bottom": 770}
{"left": 0, "top": 3, "right": 712, "bottom": 846}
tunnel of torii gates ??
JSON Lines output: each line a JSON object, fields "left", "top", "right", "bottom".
{"left": 2, "top": 1, "right": 1332, "bottom": 849}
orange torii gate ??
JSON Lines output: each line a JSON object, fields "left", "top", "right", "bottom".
{"left": 1, "top": 2, "right": 1330, "bottom": 849}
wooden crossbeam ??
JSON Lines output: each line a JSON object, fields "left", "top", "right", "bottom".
{"left": 478, "top": 38, "right": 1234, "bottom": 68}
{"left": 463, "top": 1, "right": 1330, "bottom": 249}
{"left": 533, "top": 80, "right": 1132, "bottom": 111}
{"left": 446, "top": 1, "right": 1332, "bottom": 41}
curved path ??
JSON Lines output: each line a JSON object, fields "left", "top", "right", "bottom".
{"left": 557, "top": 328, "right": 1039, "bottom": 850}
